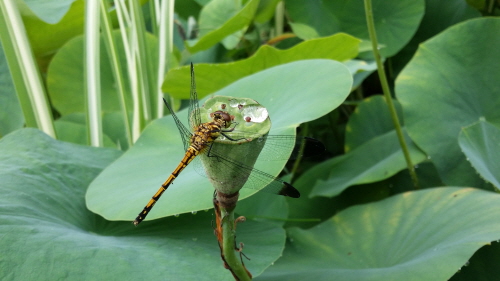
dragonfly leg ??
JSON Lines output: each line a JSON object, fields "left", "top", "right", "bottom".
{"left": 220, "top": 132, "right": 251, "bottom": 142}
{"left": 206, "top": 143, "right": 223, "bottom": 162}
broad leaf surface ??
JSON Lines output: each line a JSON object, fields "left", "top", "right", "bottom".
{"left": 390, "top": 0, "right": 479, "bottom": 74}
{"left": 310, "top": 130, "right": 426, "bottom": 198}
{"left": 0, "top": 129, "right": 286, "bottom": 280}
{"left": 449, "top": 241, "right": 500, "bottom": 281}
{"left": 285, "top": 0, "right": 424, "bottom": 57}
{"left": 87, "top": 60, "right": 352, "bottom": 222}
{"left": 0, "top": 44, "right": 23, "bottom": 137}
{"left": 23, "top": 0, "right": 76, "bottom": 24}
{"left": 345, "top": 95, "right": 404, "bottom": 151}
{"left": 186, "top": 0, "right": 260, "bottom": 52}
{"left": 258, "top": 187, "right": 500, "bottom": 281}
{"left": 164, "top": 33, "right": 359, "bottom": 99}
{"left": 47, "top": 31, "right": 157, "bottom": 115}
{"left": 22, "top": 0, "right": 85, "bottom": 57}
{"left": 305, "top": 95, "right": 425, "bottom": 198}
{"left": 458, "top": 120, "right": 500, "bottom": 190}
{"left": 396, "top": 18, "right": 500, "bottom": 188}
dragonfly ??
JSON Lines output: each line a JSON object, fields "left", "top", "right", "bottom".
{"left": 133, "top": 63, "right": 324, "bottom": 226}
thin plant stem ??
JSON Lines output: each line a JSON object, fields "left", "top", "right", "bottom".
{"left": 290, "top": 123, "right": 308, "bottom": 181}
{"left": 274, "top": 1, "right": 284, "bottom": 37}
{"left": 364, "top": 0, "right": 420, "bottom": 189}
{"left": 100, "top": 0, "right": 133, "bottom": 147}
{"left": 156, "top": 0, "right": 175, "bottom": 118}
{"left": 84, "top": 0, "right": 103, "bottom": 147}
{"left": 0, "top": 0, "right": 56, "bottom": 138}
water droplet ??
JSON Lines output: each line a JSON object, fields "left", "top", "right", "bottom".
{"left": 191, "top": 211, "right": 197, "bottom": 215}
{"left": 241, "top": 105, "right": 268, "bottom": 123}
{"left": 464, "top": 260, "right": 470, "bottom": 266}
{"left": 174, "top": 214, "right": 179, "bottom": 217}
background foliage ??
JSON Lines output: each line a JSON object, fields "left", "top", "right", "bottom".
{"left": 1, "top": 0, "right": 500, "bottom": 280}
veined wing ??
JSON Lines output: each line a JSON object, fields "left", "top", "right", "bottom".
{"left": 188, "top": 63, "right": 202, "bottom": 128}
{"left": 210, "top": 135, "right": 325, "bottom": 162}
{"left": 162, "top": 98, "right": 192, "bottom": 151}
{"left": 200, "top": 148, "right": 300, "bottom": 198}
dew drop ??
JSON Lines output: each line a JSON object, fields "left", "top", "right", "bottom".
{"left": 192, "top": 211, "right": 197, "bottom": 215}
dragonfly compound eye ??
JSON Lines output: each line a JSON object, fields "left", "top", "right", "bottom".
{"left": 213, "top": 110, "right": 232, "bottom": 128}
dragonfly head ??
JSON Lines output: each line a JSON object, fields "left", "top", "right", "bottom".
{"left": 212, "top": 110, "right": 233, "bottom": 128}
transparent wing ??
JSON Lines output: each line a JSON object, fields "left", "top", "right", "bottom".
{"left": 209, "top": 135, "right": 325, "bottom": 162}
{"left": 198, "top": 149, "right": 300, "bottom": 198}
{"left": 190, "top": 136, "right": 325, "bottom": 197}
{"left": 188, "top": 63, "right": 201, "bottom": 128}
{"left": 163, "top": 98, "right": 192, "bottom": 151}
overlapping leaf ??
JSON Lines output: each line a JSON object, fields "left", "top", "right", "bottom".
{"left": 285, "top": 0, "right": 424, "bottom": 57}
{"left": 459, "top": 120, "right": 500, "bottom": 190}
{"left": 258, "top": 187, "right": 500, "bottom": 281}
{"left": 396, "top": 18, "right": 500, "bottom": 188}
{"left": 164, "top": 33, "right": 359, "bottom": 99}
{"left": 0, "top": 129, "right": 286, "bottom": 280}
{"left": 87, "top": 60, "right": 352, "bottom": 222}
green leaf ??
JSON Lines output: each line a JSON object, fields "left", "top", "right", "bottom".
{"left": 258, "top": 187, "right": 500, "bottom": 281}
{"left": 396, "top": 18, "right": 500, "bottom": 188}
{"left": 22, "top": 0, "right": 85, "bottom": 57}
{"left": 458, "top": 120, "right": 500, "bottom": 189}
{"left": 0, "top": 129, "right": 286, "bottom": 280}
{"left": 345, "top": 95, "right": 404, "bottom": 151}
{"left": 54, "top": 113, "right": 117, "bottom": 148}
{"left": 254, "top": 0, "right": 282, "bottom": 23}
{"left": 285, "top": 0, "right": 425, "bottom": 57}
{"left": 449, "top": 241, "right": 500, "bottom": 281}
{"left": 390, "top": 0, "right": 479, "bottom": 74}
{"left": 236, "top": 191, "right": 289, "bottom": 227}
{"left": 303, "top": 95, "right": 425, "bottom": 198}
{"left": 47, "top": 31, "right": 159, "bottom": 115}
{"left": 23, "top": 0, "right": 76, "bottom": 24}
{"left": 0, "top": 43, "right": 24, "bottom": 137}
{"left": 186, "top": 0, "right": 260, "bottom": 53}
{"left": 310, "top": 130, "right": 426, "bottom": 198}
{"left": 87, "top": 60, "right": 352, "bottom": 222}
{"left": 164, "top": 33, "right": 360, "bottom": 99}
